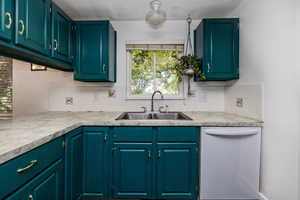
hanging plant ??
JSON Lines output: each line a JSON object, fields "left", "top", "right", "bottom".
{"left": 173, "top": 54, "right": 206, "bottom": 81}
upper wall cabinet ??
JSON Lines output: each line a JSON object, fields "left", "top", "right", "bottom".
{"left": 74, "top": 21, "right": 116, "bottom": 82}
{"left": 0, "top": 0, "right": 13, "bottom": 42}
{"left": 15, "top": 0, "right": 51, "bottom": 55}
{"left": 194, "top": 18, "right": 239, "bottom": 81}
{"left": 51, "top": 3, "right": 74, "bottom": 64}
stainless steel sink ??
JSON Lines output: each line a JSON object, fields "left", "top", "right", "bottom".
{"left": 116, "top": 112, "right": 192, "bottom": 120}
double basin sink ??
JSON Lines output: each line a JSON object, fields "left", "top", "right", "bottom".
{"left": 116, "top": 112, "right": 192, "bottom": 120}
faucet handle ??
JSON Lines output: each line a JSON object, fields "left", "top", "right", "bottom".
{"left": 159, "top": 105, "right": 169, "bottom": 113}
{"left": 141, "top": 106, "right": 147, "bottom": 113}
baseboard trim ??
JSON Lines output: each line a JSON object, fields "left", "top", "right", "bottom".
{"left": 259, "top": 193, "right": 269, "bottom": 200}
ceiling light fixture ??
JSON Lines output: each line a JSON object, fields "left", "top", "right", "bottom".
{"left": 145, "top": 0, "right": 167, "bottom": 28}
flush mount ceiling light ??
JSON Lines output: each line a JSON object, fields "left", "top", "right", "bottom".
{"left": 145, "top": 0, "right": 167, "bottom": 28}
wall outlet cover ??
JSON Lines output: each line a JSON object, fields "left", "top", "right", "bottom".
{"left": 65, "top": 97, "right": 73, "bottom": 105}
{"left": 236, "top": 98, "right": 243, "bottom": 108}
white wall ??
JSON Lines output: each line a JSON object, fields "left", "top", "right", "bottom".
{"left": 13, "top": 60, "right": 50, "bottom": 116}
{"left": 12, "top": 20, "right": 225, "bottom": 114}
{"left": 225, "top": 0, "right": 299, "bottom": 199}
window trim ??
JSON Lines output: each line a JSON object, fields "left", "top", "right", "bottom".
{"left": 126, "top": 42, "right": 185, "bottom": 100}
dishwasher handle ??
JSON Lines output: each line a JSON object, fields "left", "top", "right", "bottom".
{"left": 205, "top": 129, "right": 258, "bottom": 136}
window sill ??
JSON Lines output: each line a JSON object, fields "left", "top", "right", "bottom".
{"left": 126, "top": 95, "right": 185, "bottom": 100}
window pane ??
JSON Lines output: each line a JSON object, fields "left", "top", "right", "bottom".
{"left": 155, "top": 51, "right": 181, "bottom": 95}
{"left": 130, "top": 50, "right": 155, "bottom": 95}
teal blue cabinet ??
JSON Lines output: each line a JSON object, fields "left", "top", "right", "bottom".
{"left": 15, "top": 0, "right": 51, "bottom": 55}
{"left": 51, "top": 3, "right": 74, "bottom": 64}
{"left": 194, "top": 18, "right": 239, "bottom": 81}
{"left": 112, "top": 127, "right": 199, "bottom": 200}
{"left": 74, "top": 21, "right": 116, "bottom": 82}
{"left": 5, "top": 159, "right": 64, "bottom": 200}
{"left": 65, "top": 128, "right": 83, "bottom": 200}
{"left": 112, "top": 143, "right": 153, "bottom": 199}
{"left": 0, "top": 0, "right": 13, "bottom": 41}
{"left": 157, "top": 143, "right": 198, "bottom": 199}
{"left": 0, "top": 137, "right": 64, "bottom": 199}
{"left": 82, "top": 127, "right": 109, "bottom": 199}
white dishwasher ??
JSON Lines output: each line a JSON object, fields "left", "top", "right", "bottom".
{"left": 200, "top": 127, "right": 261, "bottom": 200}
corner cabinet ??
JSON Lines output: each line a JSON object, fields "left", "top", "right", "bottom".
{"left": 194, "top": 18, "right": 239, "bottom": 81}
{"left": 51, "top": 3, "right": 74, "bottom": 64}
{"left": 74, "top": 21, "right": 117, "bottom": 82}
{"left": 15, "top": 0, "right": 51, "bottom": 55}
{"left": 0, "top": 0, "right": 13, "bottom": 42}
{"left": 65, "top": 128, "right": 84, "bottom": 200}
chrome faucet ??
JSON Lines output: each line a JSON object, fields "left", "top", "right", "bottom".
{"left": 151, "top": 90, "right": 164, "bottom": 112}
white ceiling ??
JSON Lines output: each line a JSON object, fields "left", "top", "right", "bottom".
{"left": 53, "top": 0, "right": 242, "bottom": 20}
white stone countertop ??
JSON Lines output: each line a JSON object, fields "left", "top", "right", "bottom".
{"left": 0, "top": 111, "right": 263, "bottom": 165}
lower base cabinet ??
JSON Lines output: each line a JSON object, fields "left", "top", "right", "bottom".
{"left": 111, "top": 127, "right": 199, "bottom": 200}
{"left": 64, "top": 126, "right": 199, "bottom": 200}
{"left": 157, "top": 143, "right": 198, "bottom": 200}
{"left": 112, "top": 143, "right": 153, "bottom": 199}
{"left": 6, "top": 159, "right": 64, "bottom": 200}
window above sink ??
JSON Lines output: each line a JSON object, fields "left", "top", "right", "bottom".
{"left": 126, "top": 43, "right": 185, "bottom": 100}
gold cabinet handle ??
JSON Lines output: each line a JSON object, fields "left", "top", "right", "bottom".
{"left": 18, "top": 20, "right": 25, "bottom": 35}
{"left": 17, "top": 160, "right": 38, "bottom": 173}
{"left": 53, "top": 39, "right": 58, "bottom": 51}
{"left": 104, "top": 134, "right": 108, "bottom": 142}
{"left": 5, "top": 12, "right": 12, "bottom": 29}
{"left": 208, "top": 63, "right": 211, "bottom": 73}
{"left": 28, "top": 194, "right": 33, "bottom": 200}
{"left": 148, "top": 150, "right": 152, "bottom": 160}
{"left": 157, "top": 150, "right": 161, "bottom": 160}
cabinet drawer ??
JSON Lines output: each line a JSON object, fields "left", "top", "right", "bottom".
{"left": 113, "top": 127, "right": 153, "bottom": 142}
{"left": 157, "top": 127, "right": 199, "bottom": 142}
{"left": 0, "top": 137, "right": 64, "bottom": 199}
{"left": 5, "top": 159, "right": 64, "bottom": 200}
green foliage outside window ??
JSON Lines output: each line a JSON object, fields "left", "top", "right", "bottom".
{"left": 130, "top": 50, "right": 182, "bottom": 96}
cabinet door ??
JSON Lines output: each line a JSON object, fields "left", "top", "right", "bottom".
{"left": 0, "top": 0, "right": 13, "bottom": 41}
{"left": 156, "top": 143, "right": 198, "bottom": 200}
{"left": 112, "top": 143, "right": 153, "bottom": 199}
{"left": 6, "top": 159, "right": 64, "bottom": 200}
{"left": 82, "top": 127, "right": 109, "bottom": 199}
{"left": 203, "top": 19, "right": 239, "bottom": 80}
{"left": 52, "top": 4, "right": 73, "bottom": 63}
{"left": 65, "top": 128, "right": 83, "bottom": 200}
{"left": 75, "top": 22, "right": 108, "bottom": 81}
{"left": 15, "top": 0, "right": 51, "bottom": 55}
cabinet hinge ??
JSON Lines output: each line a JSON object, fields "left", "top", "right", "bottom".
{"left": 195, "top": 147, "right": 199, "bottom": 152}
{"left": 195, "top": 185, "right": 199, "bottom": 192}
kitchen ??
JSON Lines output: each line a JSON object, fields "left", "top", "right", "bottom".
{"left": 0, "top": 0, "right": 299, "bottom": 200}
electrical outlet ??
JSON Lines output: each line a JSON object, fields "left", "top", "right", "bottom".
{"left": 236, "top": 98, "right": 243, "bottom": 108}
{"left": 65, "top": 97, "right": 73, "bottom": 105}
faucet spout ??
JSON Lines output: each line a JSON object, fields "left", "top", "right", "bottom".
{"left": 151, "top": 90, "right": 164, "bottom": 112}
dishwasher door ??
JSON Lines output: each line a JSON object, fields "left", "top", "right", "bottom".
{"left": 200, "top": 127, "right": 261, "bottom": 200}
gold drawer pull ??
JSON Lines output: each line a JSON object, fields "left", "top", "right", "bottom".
{"left": 17, "top": 160, "right": 38, "bottom": 173}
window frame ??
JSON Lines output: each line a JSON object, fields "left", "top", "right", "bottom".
{"left": 126, "top": 41, "right": 185, "bottom": 100}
